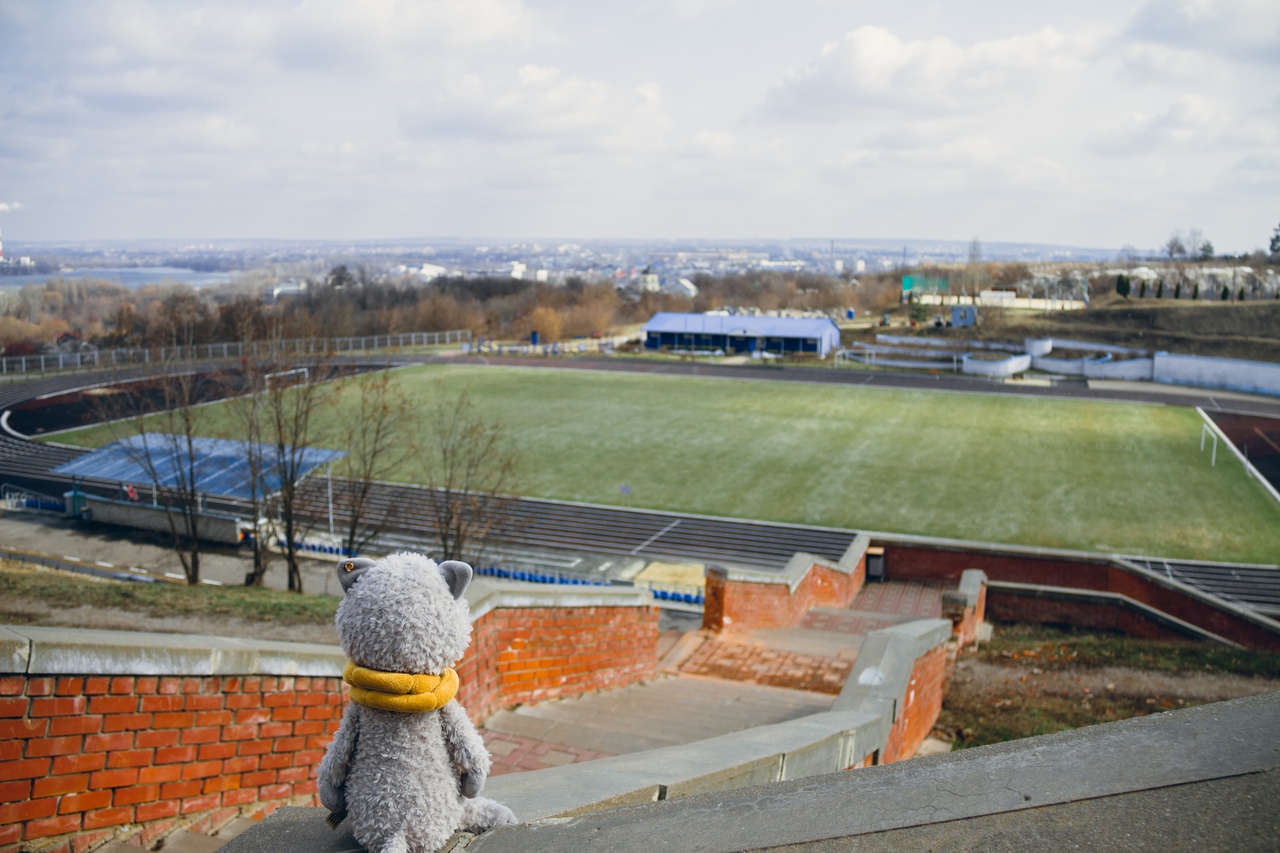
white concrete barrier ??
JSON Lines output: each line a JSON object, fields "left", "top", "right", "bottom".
{"left": 960, "top": 352, "right": 1031, "bottom": 377}
{"left": 1154, "top": 353, "right": 1280, "bottom": 397}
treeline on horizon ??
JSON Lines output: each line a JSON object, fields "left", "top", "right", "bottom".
{"left": 0, "top": 266, "right": 897, "bottom": 354}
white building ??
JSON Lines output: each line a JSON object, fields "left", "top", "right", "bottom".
{"left": 663, "top": 278, "right": 698, "bottom": 298}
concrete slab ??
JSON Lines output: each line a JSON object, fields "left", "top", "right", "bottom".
{"left": 161, "top": 829, "right": 227, "bottom": 853}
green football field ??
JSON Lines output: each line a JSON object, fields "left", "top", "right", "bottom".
{"left": 55, "top": 364, "right": 1280, "bottom": 563}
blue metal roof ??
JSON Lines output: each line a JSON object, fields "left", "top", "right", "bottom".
{"left": 53, "top": 436, "right": 346, "bottom": 499}
{"left": 643, "top": 312, "right": 841, "bottom": 339}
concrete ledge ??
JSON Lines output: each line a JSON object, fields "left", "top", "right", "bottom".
{"left": 468, "top": 709, "right": 883, "bottom": 823}
{"left": 718, "top": 541, "right": 864, "bottom": 594}
{"left": 1, "top": 625, "right": 346, "bottom": 676}
{"left": 465, "top": 578, "right": 651, "bottom": 622}
{"left": 227, "top": 692, "right": 1280, "bottom": 852}
{"left": 832, "top": 619, "right": 952, "bottom": 725}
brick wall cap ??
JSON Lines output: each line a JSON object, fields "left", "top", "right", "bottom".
{"left": 2, "top": 625, "right": 346, "bottom": 677}
{"left": 832, "top": 619, "right": 951, "bottom": 722}
{"left": 942, "top": 569, "right": 988, "bottom": 611}
{"left": 479, "top": 708, "right": 883, "bottom": 823}
{"left": 465, "top": 578, "right": 650, "bottom": 623}
{"left": 0, "top": 625, "right": 30, "bottom": 674}
{"left": 717, "top": 552, "right": 844, "bottom": 592}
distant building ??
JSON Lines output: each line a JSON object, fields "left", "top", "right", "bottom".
{"left": 663, "top": 278, "right": 698, "bottom": 298}
{"left": 638, "top": 267, "right": 661, "bottom": 292}
{"left": 511, "top": 262, "right": 527, "bottom": 280}
{"left": 643, "top": 312, "right": 841, "bottom": 358}
{"left": 951, "top": 306, "right": 977, "bottom": 328}
{"left": 269, "top": 280, "right": 308, "bottom": 302}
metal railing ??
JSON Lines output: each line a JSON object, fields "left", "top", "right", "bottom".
{"left": 1, "top": 483, "right": 67, "bottom": 514}
{"left": 0, "top": 329, "right": 472, "bottom": 377}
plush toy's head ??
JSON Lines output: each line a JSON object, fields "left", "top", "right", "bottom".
{"left": 334, "top": 553, "right": 473, "bottom": 675}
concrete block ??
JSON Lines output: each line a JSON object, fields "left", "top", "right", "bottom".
{"left": 942, "top": 569, "right": 987, "bottom": 613}
{"left": 838, "top": 533, "right": 870, "bottom": 572}
{"left": 0, "top": 626, "right": 30, "bottom": 673}
{"left": 218, "top": 807, "right": 363, "bottom": 853}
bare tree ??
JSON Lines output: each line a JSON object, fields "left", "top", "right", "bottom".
{"left": 227, "top": 341, "right": 274, "bottom": 587}
{"left": 422, "top": 384, "right": 518, "bottom": 563}
{"left": 98, "top": 320, "right": 212, "bottom": 585}
{"left": 332, "top": 368, "right": 415, "bottom": 557}
{"left": 263, "top": 353, "right": 332, "bottom": 592}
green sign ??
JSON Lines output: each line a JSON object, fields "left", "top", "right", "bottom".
{"left": 901, "top": 275, "right": 949, "bottom": 292}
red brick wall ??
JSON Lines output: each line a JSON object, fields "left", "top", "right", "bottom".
{"left": 0, "top": 603, "right": 659, "bottom": 851}
{"left": 985, "top": 592, "right": 1190, "bottom": 642}
{"left": 458, "top": 605, "right": 659, "bottom": 723}
{"left": 704, "top": 557, "right": 866, "bottom": 632}
{"left": 879, "top": 644, "right": 949, "bottom": 764}
{"left": 883, "top": 543, "right": 1280, "bottom": 651}
{"left": 950, "top": 585, "right": 988, "bottom": 647}
{"left": 0, "top": 674, "right": 340, "bottom": 853}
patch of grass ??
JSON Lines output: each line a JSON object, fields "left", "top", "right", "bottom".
{"left": 53, "top": 364, "right": 1280, "bottom": 563}
{"left": 980, "top": 622, "right": 1280, "bottom": 679}
{"left": 0, "top": 561, "right": 339, "bottom": 626}
{"left": 940, "top": 692, "right": 1185, "bottom": 750}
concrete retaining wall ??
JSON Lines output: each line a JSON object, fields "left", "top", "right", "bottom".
{"left": 1084, "top": 356, "right": 1154, "bottom": 380}
{"left": 1153, "top": 352, "right": 1280, "bottom": 397}
{"left": 81, "top": 496, "right": 242, "bottom": 546}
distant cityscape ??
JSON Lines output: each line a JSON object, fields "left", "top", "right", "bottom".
{"left": 0, "top": 235, "right": 1124, "bottom": 291}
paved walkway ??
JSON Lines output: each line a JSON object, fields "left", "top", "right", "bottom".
{"left": 481, "top": 675, "right": 834, "bottom": 758}
{"left": 481, "top": 581, "right": 945, "bottom": 768}
{"left": 678, "top": 638, "right": 853, "bottom": 694}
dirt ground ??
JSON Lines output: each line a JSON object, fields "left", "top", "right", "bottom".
{"left": 939, "top": 647, "right": 1280, "bottom": 749}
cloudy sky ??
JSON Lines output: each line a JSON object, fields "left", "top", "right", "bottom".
{"left": 0, "top": 0, "right": 1276, "bottom": 251}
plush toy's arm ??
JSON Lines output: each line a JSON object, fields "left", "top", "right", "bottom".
{"left": 439, "top": 701, "right": 492, "bottom": 798}
{"left": 317, "top": 703, "right": 361, "bottom": 823}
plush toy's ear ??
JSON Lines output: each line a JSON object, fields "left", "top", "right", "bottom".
{"left": 337, "top": 557, "right": 377, "bottom": 593}
{"left": 438, "top": 560, "right": 472, "bottom": 600}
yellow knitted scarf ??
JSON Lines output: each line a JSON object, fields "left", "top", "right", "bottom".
{"left": 343, "top": 661, "right": 459, "bottom": 713}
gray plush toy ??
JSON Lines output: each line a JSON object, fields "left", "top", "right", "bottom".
{"left": 318, "top": 553, "right": 518, "bottom": 853}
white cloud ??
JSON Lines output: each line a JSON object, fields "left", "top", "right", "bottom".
{"left": 761, "top": 26, "right": 1099, "bottom": 119}
{"left": 1125, "top": 0, "right": 1280, "bottom": 63}
{"left": 0, "top": 202, "right": 22, "bottom": 213}
{"left": 0, "top": 1, "right": 1274, "bottom": 249}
